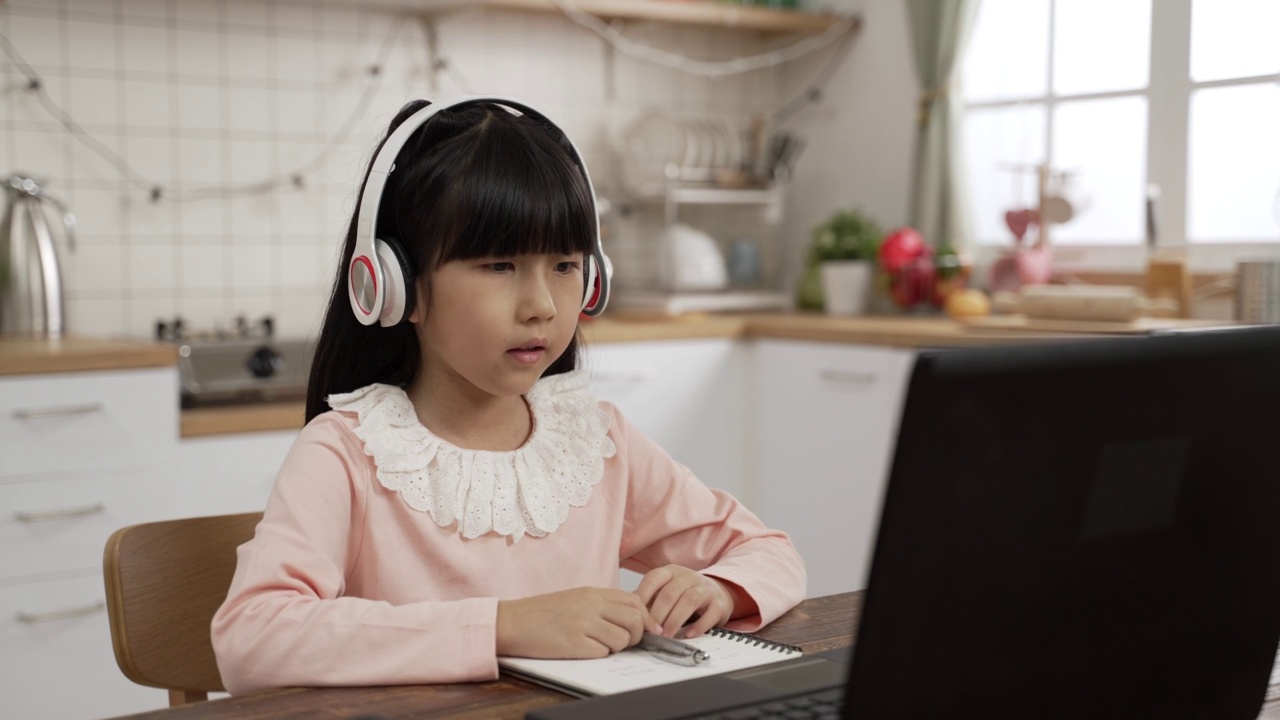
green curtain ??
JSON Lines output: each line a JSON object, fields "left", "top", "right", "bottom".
{"left": 906, "top": 0, "right": 980, "bottom": 250}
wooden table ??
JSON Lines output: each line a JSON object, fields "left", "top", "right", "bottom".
{"left": 104, "top": 591, "right": 1280, "bottom": 720}
{"left": 104, "top": 594, "right": 860, "bottom": 720}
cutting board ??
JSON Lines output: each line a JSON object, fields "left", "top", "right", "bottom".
{"left": 958, "top": 314, "right": 1232, "bottom": 335}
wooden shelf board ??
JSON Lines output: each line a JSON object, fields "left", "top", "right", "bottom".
{"left": 417, "top": 0, "right": 855, "bottom": 33}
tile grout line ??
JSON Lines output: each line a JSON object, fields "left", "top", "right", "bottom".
{"left": 216, "top": 0, "right": 231, "bottom": 323}
{"left": 57, "top": 0, "right": 77, "bottom": 314}
{"left": 115, "top": 0, "right": 133, "bottom": 333}
{"left": 168, "top": 0, "right": 182, "bottom": 329}
{"left": 258, "top": 1, "right": 281, "bottom": 316}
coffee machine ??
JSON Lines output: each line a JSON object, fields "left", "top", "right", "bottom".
{"left": 0, "top": 174, "right": 76, "bottom": 337}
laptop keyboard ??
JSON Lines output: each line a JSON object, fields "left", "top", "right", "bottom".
{"left": 688, "top": 688, "right": 844, "bottom": 719}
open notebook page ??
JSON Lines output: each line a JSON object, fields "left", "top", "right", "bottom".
{"left": 498, "top": 628, "right": 802, "bottom": 697}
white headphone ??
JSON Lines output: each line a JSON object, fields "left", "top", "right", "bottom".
{"left": 348, "top": 96, "right": 612, "bottom": 327}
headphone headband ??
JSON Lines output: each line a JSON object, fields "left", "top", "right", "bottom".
{"left": 348, "top": 96, "right": 611, "bottom": 326}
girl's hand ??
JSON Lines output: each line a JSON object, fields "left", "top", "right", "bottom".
{"left": 634, "top": 565, "right": 735, "bottom": 639}
{"left": 496, "top": 587, "right": 652, "bottom": 659}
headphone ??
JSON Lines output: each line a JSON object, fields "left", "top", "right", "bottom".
{"left": 348, "top": 96, "right": 612, "bottom": 327}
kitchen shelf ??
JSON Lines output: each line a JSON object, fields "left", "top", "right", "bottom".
{"left": 637, "top": 179, "right": 785, "bottom": 224}
{"left": 619, "top": 177, "right": 788, "bottom": 307}
{"left": 665, "top": 184, "right": 783, "bottom": 205}
{"left": 414, "top": 0, "right": 855, "bottom": 34}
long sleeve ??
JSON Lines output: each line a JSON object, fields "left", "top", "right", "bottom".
{"left": 610, "top": 405, "right": 807, "bottom": 631}
{"left": 210, "top": 415, "right": 499, "bottom": 695}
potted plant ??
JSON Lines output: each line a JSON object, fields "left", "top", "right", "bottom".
{"left": 805, "top": 209, "right": 883, "bottom": 315}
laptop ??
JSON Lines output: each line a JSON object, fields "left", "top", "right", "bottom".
{"left": 527, "top": 325, "right": 1280, "bottom": 720}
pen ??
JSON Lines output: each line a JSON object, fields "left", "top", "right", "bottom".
{"left": 638, "top": 631, "right": 710, "bottom": 666}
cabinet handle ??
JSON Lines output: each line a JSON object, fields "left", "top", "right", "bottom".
{"left": 12, "top": 402, "right": 104, "bottom": 420}
{"left": 591, "top": 370, "right": 657, "bottom": 382}
{"left": 15, "top": 502, "right": 106, "bottom": 523}
{"left": 16, "top": 599, "right": 106, "bottom": 624}
{"left": 819, "top": 370, "right": 878, "bottom": 386}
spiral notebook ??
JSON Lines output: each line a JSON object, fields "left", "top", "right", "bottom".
{"left": 498, "top": 628, "right": 802, "bottom": 697}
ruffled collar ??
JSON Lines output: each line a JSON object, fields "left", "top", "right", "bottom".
{"left": 327, "top": 370, "right": 616, "bottom": 541}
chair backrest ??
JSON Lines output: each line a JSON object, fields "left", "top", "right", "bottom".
{"left": 103, "top": 512, "right": 262, "bottom": 707}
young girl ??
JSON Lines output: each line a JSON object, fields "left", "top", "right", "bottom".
{"left": 211, "top": 97, "right": 806, "bottom": 694}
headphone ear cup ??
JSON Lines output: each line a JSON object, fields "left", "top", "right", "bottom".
{"left": 581, "top": 255, "right": 599, "bottom": 312}
{"left": 375, "top": 238, "right": 416, "bottom": 326}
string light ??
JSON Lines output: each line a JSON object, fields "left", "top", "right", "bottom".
{"left": 0, "top": 21, "right": 404, "bottom": 203}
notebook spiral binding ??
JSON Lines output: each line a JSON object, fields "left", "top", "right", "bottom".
{"left": 707, "top": 627, "right": 802, "bottom": 655}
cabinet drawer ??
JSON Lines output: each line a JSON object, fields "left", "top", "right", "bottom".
{"left": 0, "top": 572, "right": 165, "bottom": 719}
{"left": 0, "top": 368, "right": 177, "bottom": 479}
{"left": 0, "top": 472, "right": 170, "bottom": 581}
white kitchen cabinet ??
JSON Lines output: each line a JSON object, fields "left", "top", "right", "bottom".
{"left": 0, "top": 366, "right": 179, "bottom": 720}
{"left": 754, "top": 340, "right": 913, "bottom": 598}
{"left": 0, "top": 572, "right": 164, "bottom": 719}
{"left": 580, "top": 338, "right": 751, "bottom": 504}
{"left": 0, "top": 368, "right": 177, "bottom": 480}
{"left": 176, "top": 429, "right": 298, "bottom": 517}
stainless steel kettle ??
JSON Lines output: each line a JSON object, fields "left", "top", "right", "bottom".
{"left": 0, "top": 174, "right": 76, "bottom": 337}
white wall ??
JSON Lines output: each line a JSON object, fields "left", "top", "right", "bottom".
{"left": 776, "top": 0, "right": 917, "bottom": 292}
{"left": 0, "top": 0, "right": 781, "bottom": 339}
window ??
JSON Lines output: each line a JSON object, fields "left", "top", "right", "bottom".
{"left": 960, "top": 0, "right": 1280, "bottom": 269}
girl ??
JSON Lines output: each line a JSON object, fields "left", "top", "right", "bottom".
{"left": 211, "top": 98, "right": 806, "bottom": 694}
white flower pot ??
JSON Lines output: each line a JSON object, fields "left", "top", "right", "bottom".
{"left": 820, "top": 260, "right": 873, "bottom": 315}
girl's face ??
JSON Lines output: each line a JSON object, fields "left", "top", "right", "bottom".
{"left": 412, "top": 252, "right": 585, "bottom": 399}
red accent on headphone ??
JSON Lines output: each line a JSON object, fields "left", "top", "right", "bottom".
{"left": 351, "top": 255, "right": 377, "bottom": 316}
{"left": 586, "top": 274, "right": 602, "bottom": 310}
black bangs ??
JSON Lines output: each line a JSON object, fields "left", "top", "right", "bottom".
{"left": 397, "top": 104, "right": 596, "bottom": 269}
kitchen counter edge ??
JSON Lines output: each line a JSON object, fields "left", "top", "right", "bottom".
{"left": 0, "top": 335, "right": 177, "bottom": 376}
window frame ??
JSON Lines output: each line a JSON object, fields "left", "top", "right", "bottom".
{"left": 963, "top": 0, "right": 1280, "bottom": 272}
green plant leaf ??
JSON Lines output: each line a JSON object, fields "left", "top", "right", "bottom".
{"left": 809, "top": 209, "right": 884, "bottom": 262}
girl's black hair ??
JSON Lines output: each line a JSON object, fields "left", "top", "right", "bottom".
{"left": 305, "top": 100, "right": 597, "bottom": 422}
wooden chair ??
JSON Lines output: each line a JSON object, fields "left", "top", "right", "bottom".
{"left": 102, "top": 512, "right": 262, "bottom": 706}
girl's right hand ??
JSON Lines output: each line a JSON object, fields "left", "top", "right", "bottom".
{"left": 496, "top": 587, "right": 655, "bottom": 659}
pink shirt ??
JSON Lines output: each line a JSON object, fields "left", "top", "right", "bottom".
{"left": 211, "top": 375, "right": 806, "bottom": 695}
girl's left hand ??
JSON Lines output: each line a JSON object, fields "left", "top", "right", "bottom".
{"left": 633, "top": 565, "right": 735, "bottom": 639}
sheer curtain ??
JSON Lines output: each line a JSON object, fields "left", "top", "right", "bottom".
{"left": 906, "top": 0, "right": 981, "bottom": 249}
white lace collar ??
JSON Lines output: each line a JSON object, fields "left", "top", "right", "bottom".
{"left": 327, "top": 369, "right": 616, "bottom": 541}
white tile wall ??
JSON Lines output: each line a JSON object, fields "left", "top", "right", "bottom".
{"left": 0, "top": 0, "right": 783, "bottom": 340}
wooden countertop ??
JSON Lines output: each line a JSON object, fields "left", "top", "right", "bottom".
{"left": 739, "top": 312, "right": 1074, "bottom": 348}
{"left": 581, "top": 311, "right": 1066, "bottom": 347}
{"left": 580, "top": 314, "right": 749, "bottom": 343}
{"left": 0, "top": 335, "right": 176, "bottom": 376}
{"left": 180, "top": 402, "right": 307, "bottom": 439}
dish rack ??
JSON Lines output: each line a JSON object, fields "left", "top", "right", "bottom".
{"left": 609, "top": 110, "right": 797, "bottom": 314}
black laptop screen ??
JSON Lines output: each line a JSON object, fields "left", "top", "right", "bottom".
{"left": 849, "top": 327, "right": 1280, "bottom": 720}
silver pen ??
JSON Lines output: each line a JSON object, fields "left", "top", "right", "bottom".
{"left": 638, "top": 631, "right": 710, "bottom": 666}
